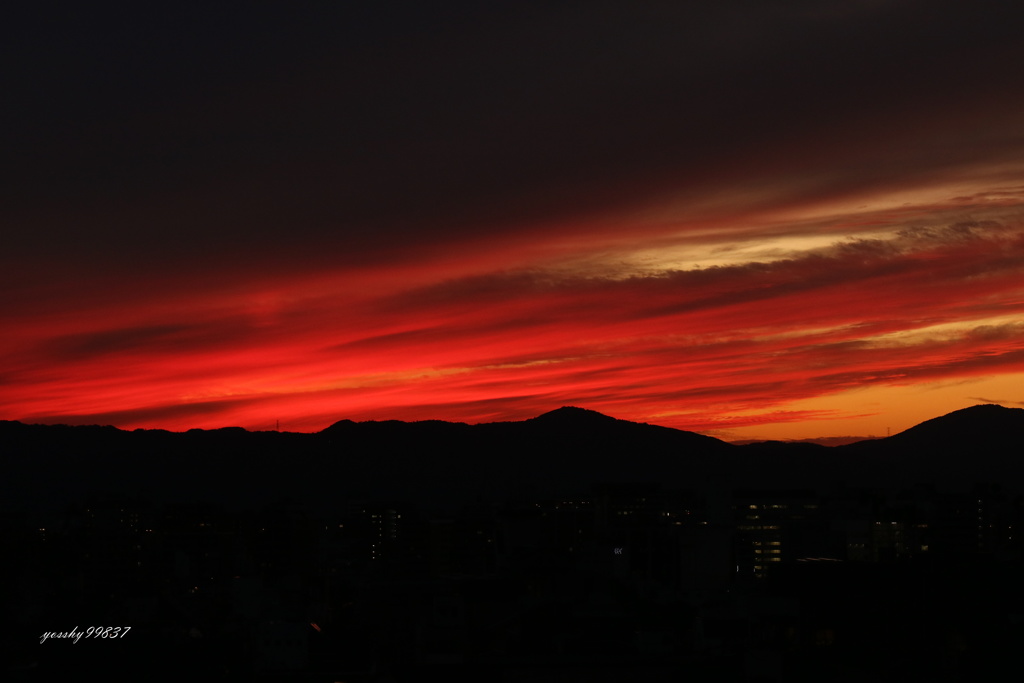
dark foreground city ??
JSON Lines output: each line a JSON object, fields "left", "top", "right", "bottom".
{"left": 3, "top": 405, "right": 1023, "bottom": 681}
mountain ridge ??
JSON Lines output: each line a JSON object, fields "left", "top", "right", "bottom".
{"left": 6, "top": 401, "right": 1020, "bottom": 444}
{"left": 2, "top": 404, "right": 1021, "bottom": 516}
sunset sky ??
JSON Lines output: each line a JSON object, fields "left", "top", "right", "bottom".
{"left": 3, "top": 2, "right": 1024, "bottom": 442}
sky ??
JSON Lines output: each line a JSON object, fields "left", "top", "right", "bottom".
{"left": 3, "top": 2, "right": 1024, "bottom": 442}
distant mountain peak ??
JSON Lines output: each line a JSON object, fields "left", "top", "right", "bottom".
{"left": 892, "top": 402, "right": 1023, "bottom": 440}
{"left": 318, "top": 418, "right": 357, "bottom": 434}
{"left": 530, "top": 406, "right": 619, "bottom": 424}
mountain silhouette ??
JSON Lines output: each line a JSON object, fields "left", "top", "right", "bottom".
{"left": 2, "top": 404, "right": 1022, "bottom": 515}
{"left": 886, "top": 403, "right": 1023, "bottom": 448}
{"left": 529, "top": 405, "right": 619, "bottom": 425}
{"left": 834, "top": 403, "right": 1024, "bottom": 486}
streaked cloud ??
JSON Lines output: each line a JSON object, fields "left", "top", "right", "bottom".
{"left": 3, "top": 3, "right": 1024, "bottom": 439}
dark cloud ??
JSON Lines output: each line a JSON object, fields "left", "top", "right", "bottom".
{"left": 42, "top": 321, "right": 256, "bottom": 360}
{"left": 330, "top": 315, "right": 548, "bottom": 354}
{"left": 375, "top": 221, "right": 1024, "bottom": 329}
{"left": 308, "top": 392, "right": 553, "bottom": 426}
{"left": 24, "top": 396, "right": 265, "bottom": 429}
{"left": 5, "top": 2, "right": 1024, "bottom": 280}
{"left": 5, "top": 3, "right": 1024, "bottom": 437}
{"left": 968, "top": 397, "right": 1024, "bottom": 407}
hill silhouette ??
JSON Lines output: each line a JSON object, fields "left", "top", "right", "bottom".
{"left": 833, "top": 403, "right": 1024, "bottom": 486}
{"left": 529, "top": 405, "right": 619, "bottom": 425}
{"left": 886, "top": 402, "right": 1023, "bottom": 448}
{"left": 2, "top": 404, "right": 1022, "bottom": 515}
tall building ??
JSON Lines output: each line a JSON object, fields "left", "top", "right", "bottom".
{"left": 733, "top": 489, "right": 825, "bottom": 579}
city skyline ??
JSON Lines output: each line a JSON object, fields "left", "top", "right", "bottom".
{"left": 3, "top": 3, "right": 1024, "bottom": 441}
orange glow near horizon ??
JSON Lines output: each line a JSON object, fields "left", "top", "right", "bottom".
{"left": 3, "top": 173, "right": 1024, "bottom": 443}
